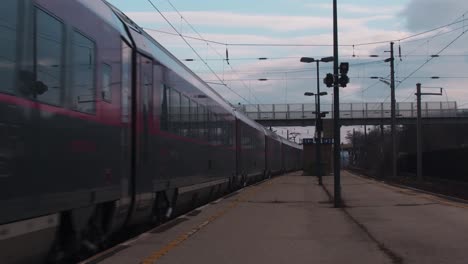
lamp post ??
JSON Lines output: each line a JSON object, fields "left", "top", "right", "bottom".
{"left": 304, "top": 91, "right": 328, "bottom": 185}
{"left": 301, "top": 56, "right": 333, "bottom": 185}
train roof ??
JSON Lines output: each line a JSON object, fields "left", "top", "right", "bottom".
{"left": 280, "top": 137, "right": 303, "bottom": 150}
{"left": 77, "top": 0, "right": 130, "bottom": 38}
{"left": 234, "top": 110, "right": 266, "bottom": 132}
{"left": 263, "top": 127, "right": 281, "bottom": 142}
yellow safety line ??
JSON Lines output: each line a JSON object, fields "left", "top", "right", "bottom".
{"left": 141, "top": 179, "right": 273, "bottom": 264}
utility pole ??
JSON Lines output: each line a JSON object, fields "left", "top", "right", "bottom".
{"left": 380, "top": 123, "right": 385, "bottom": 178}
{"left": 332, "top": 0, "right": 341, "bottom": 208}
{"left": 352, "top": 128, "right": 356, "bottom": 166}
{"left": 415, "top": 84, "right": 442, "bottom": 182}
{"left": 364, "top": 125, "right": 367, "bottom": 143}
{"left": 390, "top": 42, "right": 397, "bottom": 179}
{"left": 416, "top": 83, "right": 422, "bottom": 182}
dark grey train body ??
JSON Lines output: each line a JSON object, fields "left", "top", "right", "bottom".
{"left": 0, "top": 0, "right": 303, "bottom": 263}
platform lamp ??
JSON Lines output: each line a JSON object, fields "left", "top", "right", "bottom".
{"left": 304, "top": 91, "right": 328, "bottom": 185}
{"left": 301, "top": 56, "right": 333, "bottom": 185}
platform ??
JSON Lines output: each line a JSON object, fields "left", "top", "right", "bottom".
{"left": 82, "top": 171, "right": 468, "bottom": 264}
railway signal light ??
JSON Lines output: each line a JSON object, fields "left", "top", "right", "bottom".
{"left": 324, "top": 73, "right": 334, "bottom": 88}
{"left": 339, "top": 62, "right": 349, "bottom": 75}
{"left": 339, "top": 62, "right": 350, "bottom": 87}
{"left": 324, "top": 62, "right": 350, "bottom": 88}
{"left": 338, "top": 75, "right": 350, "bottom": 88}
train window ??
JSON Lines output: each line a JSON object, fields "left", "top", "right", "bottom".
{"left": 181, "top": 95, "right": 190, "bottom": 137}
{"left": 0, "top": 0, "right": 17, "bottom": 94}
{"left": 224, "top": 120, "right": 231, "bottom": 146}
{"left": 102, "top": 64, "right": 112, "bottom": 102}
{"left": 210, "top": 113, "right": 218, "bottom": 144}
{"left": 208, "top": 111, "right": 213, "bottom": 143}
{"left": 216, "top": 118, "right": 223, "bottom": 146}
{"left": 71, "top": 30, "right": 96, "bottom": 114}
{"left": 140, "top": 56, "right": 152, "bottom": 117}
{"left": 35, "top": 8, "right": 64, "bottom": 106}
{"left": 160, "top": 84, "right": 169, "bottom": 131}
{"left": 121, "top": 41, "right": 132, "bottom": 123}
{"left": 199, "top": 105, "right": 207, "bottom": 140}
{"left": 191, "top": 100, "right": 198, "bottom": 138}
{"left": 169, "top": 88, "right": 180, "bottom": 134}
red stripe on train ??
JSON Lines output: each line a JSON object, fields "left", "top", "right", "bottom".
{"left": 0, "top": 93, "right": 124, "bottom": 127}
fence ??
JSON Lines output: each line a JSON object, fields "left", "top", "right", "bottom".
{"left": 237, "top": 102, "right": 459, "bottom": 120}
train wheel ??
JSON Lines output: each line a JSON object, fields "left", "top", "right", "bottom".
{"left": 47, "top": 205, "right": 108, "bottom": 263}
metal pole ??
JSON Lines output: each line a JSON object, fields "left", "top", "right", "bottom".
{"left": 390, "top": 42, "right": 397, "bottom": 179}
{"left": 333, "top": 0, "right": 341, "bottom": 208}
{"left": 380, "top": 123, "right": 384, "bottom": 178}
{"left": 364, "top": 125, "right": 367, "bottom": 143}
{"left": 316, "top": 61, "right": 323, "bottom": 185}
{"left": 416, "top": 83, "right": 423, "bottom": 182}
{"left": 352, "top": 128, "right": 356, "bottom": 166}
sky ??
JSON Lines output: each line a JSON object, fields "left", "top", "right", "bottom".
{"left": 106, "top": 0, "right": 468, "bottom": 142}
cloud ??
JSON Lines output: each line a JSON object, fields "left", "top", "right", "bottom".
{"left": 129, "top": 3, "right": 466, "bottom": 109}
{"left": 305, "top": 3, "right": 403, "bottom": 15}
{"left": 400, "top": 0, "right": 468, "bottom": 32}
{"left": 127, "top": 11, "right": 393, "bottom": 32}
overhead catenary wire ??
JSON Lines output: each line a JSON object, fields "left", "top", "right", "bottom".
{"left": 369, "top": 10, "right": 468, "bottom": 105}
{"left": 398, "top": 11, "right": 468, "bottom": 102}
{"left": 194, "top": 60, "right": 386, "bottom": 75}
{"left": 141, "top": 4, "right": 468, "bottom": 106}
{"left": 204, "top": 76, "right": 468, "bottom": 82}
{"left": 400, "top": 29, "right": 468, "bottom": 102}
{"left": 144, "top": 0, "right": 253, "bottom": 105}
{"left": 144, "top": 17, "right": 468, "bottom": 48}
{"left": 162, "top": 0, "right": 263, "bottom": 105}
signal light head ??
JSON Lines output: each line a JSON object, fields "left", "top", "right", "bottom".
{"left": 323, "top": 73, "right": 334, "bottom": 88}
{"left": 339, "top": 62, "right": 349, "bottom": 75}
{"left": 338, "top": 75, "right": 350, "bottom": 88}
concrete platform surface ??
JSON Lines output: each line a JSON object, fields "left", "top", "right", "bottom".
{"left": 323, "top": 171, "right": 468, "bottom": 264}
{"left": 82, "top": 171, "right": 468, "bottom": 264}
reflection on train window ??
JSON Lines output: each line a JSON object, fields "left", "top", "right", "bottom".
{"left": 121, "top": 41, "right": 132, "bottom": 123}
{"left": 71, "top": 30, "right": 96, "bottom": 114}
{"left": 35, "top": 8, "right": 64, "bottom": 106}
{"left": 199, "top": 105, "right": 207, "bottom": 140}
{"left": 169, "top": 88, "right": 180, "bottom": 135}
{"left": 181, "top": 95, "right": 190, "bottom": 137}
{"left": 0, "top": 0, "right": 17, "bottom": 94}
{"left": 102, "top": 64, "right": 112, "bottom": 102}
{"left": 209, "top": 112, "right": 216, "bottom": 144}
{"left": 160, "top": 84, "right": 169, "bottom": 130}
{"left": 191, "top": 100, "right": 198, "bottom": 138}
{"left": 216, "top": 117, "right": 223, "bottom": 145}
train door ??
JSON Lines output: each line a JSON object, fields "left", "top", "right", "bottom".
{"left": 114, "top": 39, "right": 133, "bottom": 229}
{"left": 130, "top": 53, "right": 154, "bottom": 223}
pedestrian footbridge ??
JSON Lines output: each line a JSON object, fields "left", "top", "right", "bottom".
{"left": 236, "top": 101, "right": 468, "bottom": 126}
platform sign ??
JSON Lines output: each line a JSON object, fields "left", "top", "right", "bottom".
{"left": 302, "top": 138, "right": 334, "bottom": 145}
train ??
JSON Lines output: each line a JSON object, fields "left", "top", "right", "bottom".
{"left": 0, "top": 0, "right": 303, "bottom": 263}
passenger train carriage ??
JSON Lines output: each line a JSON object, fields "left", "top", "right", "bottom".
{"left": 0, "top": 1, "right": 303, "bottom": 263}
